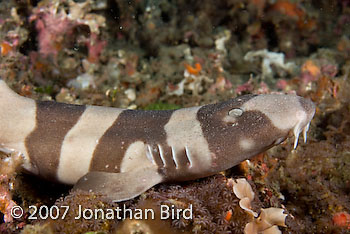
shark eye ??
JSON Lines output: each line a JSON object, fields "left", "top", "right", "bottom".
{"left": 228, "top": 108, "right": 243, "bottom": 117}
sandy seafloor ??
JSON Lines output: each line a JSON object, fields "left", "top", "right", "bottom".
{"left": 0, "top": 0, "right": 349, "bottom": 233}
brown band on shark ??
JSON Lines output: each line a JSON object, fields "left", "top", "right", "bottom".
{"left": 90, "top": 109, "right": 175, "bottom": 173}
{"left": 25, "top": 101, "right": 86, "bottom": 181}
{"left": 57, "top": 106, "right": 123, "bottom": 184}
{"left": 172, "top": 147, "right": 192, "bottom": 169}
{"left": 196, "top": 97, "right": 253, "bottom": 165}
{"left": 159, "top": 147, "right": 199, "bottom": 181}
{"left": 197, "top": 96, "right": 285, "bottom": 168}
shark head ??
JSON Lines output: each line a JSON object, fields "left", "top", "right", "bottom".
{"left": 197, "top": 94, "right": 316, "bottom": 171}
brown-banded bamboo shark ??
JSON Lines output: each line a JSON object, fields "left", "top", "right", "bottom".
{"left": 0, "top": 79, "right": 315, "bottom": 202}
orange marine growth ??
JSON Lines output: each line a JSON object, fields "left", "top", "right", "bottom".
{"left": 270, "top": 1, "right": 316, "bottom": 30}
{"left": 302, "top": 60, "right": 321, "bottom": 78}
{"left": 271, "top": 0, "right": 304, "bottom": 19}
{"left": 0, "top": 185, "right": 17, "bottom": 223}
{"left": 225, "top": 209, "right": 233, "bottom": 221}
{"left": 333, "top": 211, "right": 350, "bottom": 229}
{"left": 184, "top": 62, "right": 202, "bottom": 75}
{"left": 0, "top": 41, "right": 13, "bottom": 56}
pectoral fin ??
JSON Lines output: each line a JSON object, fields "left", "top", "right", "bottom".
{"left": 73, "top": 167, "right": 163, "bottom": 202}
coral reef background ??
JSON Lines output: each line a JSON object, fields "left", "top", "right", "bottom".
{"left": 0, "top": 0, "right": 350, "bottom": 233}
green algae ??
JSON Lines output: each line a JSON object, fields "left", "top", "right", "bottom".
{"left": 144, "top": 102, "right": 181, "bottom": 110}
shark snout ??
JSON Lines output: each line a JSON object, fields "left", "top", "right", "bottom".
{"left": 241, "top": 94, "right": 316, "bottom": 149}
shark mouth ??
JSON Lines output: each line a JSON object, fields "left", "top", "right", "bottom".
{"left": 293, "top": 122, "right": 311, "bottom": 149}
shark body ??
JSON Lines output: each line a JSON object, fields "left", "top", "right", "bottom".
{"left": 0, "top": 79, "right": 315, "bottom": 202}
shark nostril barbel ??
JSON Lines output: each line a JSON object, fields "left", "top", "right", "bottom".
{"left": 303, "top": 123, "right": 310, "bottom": 143}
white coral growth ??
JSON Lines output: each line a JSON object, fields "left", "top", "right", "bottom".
{"left": 244, "top": 49, "right": 295, "bottom": 79}
{"left": 231, "top": 178, "right": 258, "bottom": 217}
{"left": 244, "top": 208, "right": 287, "bottom": 234}
{"left": 230, "top": 178, "right": 287, "bottom": 234}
